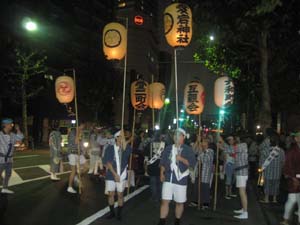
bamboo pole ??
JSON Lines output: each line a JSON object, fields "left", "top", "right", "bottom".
{"left": 150, "top": 75, "right": 154, "bottom": 159}
{"left": 127, "top": 109, "right": 136, "bottom": 195}
{"left": 174, "top": 48, "right": 179, "bottom": 129}
{"left": 197, "top": 113, "right": 202, "bottom": 210}
{"left": 72, "top": 68, "right": 82, "bottom": 194}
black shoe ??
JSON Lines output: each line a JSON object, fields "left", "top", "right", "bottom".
{"left": 106, "top": 212, "right": 115, "bottom": 219}
{"left": 117, "top": 206, "right": 122, "bottom": 221}
{"left": 157, "top": 218, "right": 166, "bottom": 225}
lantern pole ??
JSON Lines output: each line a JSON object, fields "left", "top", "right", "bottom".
{"left": 127, "top": 108, "right": 136, "bottom": 195}
{"left": 151, "top": 74, "right": 155, "bottom": 159}
{"left": 197, "top": 113, "right": 202, "bottom": 210}
{"left": 121, "top": 17, "right": 128, "bottom": 131}
{"left": 174, "top": 48, "right": 179, "bottom": 129}
{"left": 213, "top": 108, "right": 223, "bottom": 211}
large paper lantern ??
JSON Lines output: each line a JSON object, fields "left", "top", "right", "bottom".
{"left": 164, "top": 3, "right": 192, "bottom": 48}
{"left": 55, "top": 76, "right": 75, "bottom": 104}
{"left": 184, "top": 81, "right": 205, "bottom": 115}
{"left": 103, "top": 22, "right": 127, "bottom": 60}
{"left": 214, "top": 76, "right": 234, "bottom": 108}
{"left": 131, "top": 79, "right": 149, "bottom": 110}
{"left": 149, "top": 83, "right": 166, "bottom": 109}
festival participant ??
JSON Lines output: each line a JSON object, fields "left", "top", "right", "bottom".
{"left": 67, "top": 123, "right": 87, "bottom": 194}
{"left": 219, "top": 136, "right": 238, "bottom": 199}
{"left": 232, "top": 137, "right": 249, "bottom": 220}
{"left": 49, "top": 125, "right": 62, "bottom": 181}
{"left": 259, "top": 134, "right": 285, "bottom": 203}
{"left": 88, "top": 127, "right": 101, "bottom": 175}
{"left": 0, "top": 119, "right": 23, "bottom": 194}
{"left": 147, "top": 133, "right": 166, "bottom": 202}
{"left": 157, "top": 128, "right": 196, "bottom": 225}
{"left": 103, "top": 130, "right": 132, "bottom": 221}
{"left": 280, "top": 132, "right": 300, "bottom": 225}
{"left": 198, "top": 138, "right": 214, "bottom": 209}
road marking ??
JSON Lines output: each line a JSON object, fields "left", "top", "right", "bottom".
{"left": 14, "top": 155, "right": 40, "bottom": 159}
{"left": 14, "top": 162, "right": 68, "bottom": 170}
{"left": 39, "top": 165, "right": 51, "bottom": 174}
{"left": 6, "top": 169, "right": 23, "bottom": 186}
{"left": 76, "top": 185, "right": 149, "bottom": 225}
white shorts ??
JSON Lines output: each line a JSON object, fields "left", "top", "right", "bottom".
{"left": 162, "top": 182, "right": 187, "bottom": 203}
{"left": 68, "top": 154, "right": 86, "bottom": 166}
{"left": 105, "top": 180, "right": 126, "bottom": 194}
{"left": 236, "top": 175, "right": 248, "bottom": 188}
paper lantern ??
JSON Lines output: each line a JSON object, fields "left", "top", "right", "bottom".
{"left": 164, "top": 3, "right": 192, "bottom": 48}
{"left": 184, "top": 81, "right": 205, "bottom": 115}
{"left": 55, "top": 76, "right": 75, "bottom": 104}
{"left": 103, "top": 22, "right": 127, "bottom": 60}
{"left": 149, "top": 83, "right": 166, "bottom": 109}
{"left": 131, "top": 79, "right": 149, "bottom": 110}
{"left": 214, "top": 76, "right": 234, "bottom": 108}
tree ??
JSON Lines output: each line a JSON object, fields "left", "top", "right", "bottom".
{"left": 8, "top": 48, "right": 47, "bottom": 146}
{"left": 191, "top": 0, "right": 298, "bottom": 131}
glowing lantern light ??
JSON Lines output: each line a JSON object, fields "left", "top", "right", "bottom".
{"left": 214, "top": 76, "right": 234, "bottom": 108}
{"left": 55, "top": 76, "right": 75, "bottom": 104}
{"left": 184, "top": 81, "right": 205, "bottom": 115}
{"left": 103, "top": 22, "right": 127, "bottom": 60}
{"left": 149, "top": 83, "right": 166, "bottom": 109}
{"left": 134, "top": 15, "right": 144, "bottom": 25}
{"left": 164, "top": 3, "right": 193, "bottom": 48}
{"left": 131, "top": 79, "right": 149, "bottom": 110}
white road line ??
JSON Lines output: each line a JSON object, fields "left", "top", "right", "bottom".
{"left": 0, "top": 171, "right": 72, "bottom": 188}
{"left": 8, "top": 169, "right": 24, "bottom": 186}
{"left": 14, "top": 155, "right": 40, "bottom": 159}
{"left": 14, "top": 162, "right": 68, "bottom": 170}
{"left": 76, "top": 185, "right": 149, "bottom": 225}
{"left": 39, "top": 165, "right": 51, "bottom": 174}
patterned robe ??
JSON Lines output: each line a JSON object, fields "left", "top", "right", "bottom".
{"left": 199, "top": 148, "right": 214, "bottom": 184}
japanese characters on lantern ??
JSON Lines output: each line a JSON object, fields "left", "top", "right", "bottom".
{"left": 103, "top": 22, "right": 127, "bottom": 60}
{"left": 131, "top": 79, "right": 149, "bottom": 110}
{"left": 149, "top": 83, "right": 166, "bottom": 109}
{"left": 214, "top": 76, "right": 234, "bottom": 108}
{"left": 55, "top": 76, "right": 75, "bottom": 104}
{"left": 164, "top": 3, "right": 192, "bottom": 47}
{"left": 184, "top": 81, "right": 205, "bottom": 115}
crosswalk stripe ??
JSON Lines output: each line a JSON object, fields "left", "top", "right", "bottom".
{"left": 39, "top": 165, "right": 51, "bottom": 174}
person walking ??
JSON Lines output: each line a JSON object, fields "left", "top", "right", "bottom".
{"left": 0, "top": 119, "right": 23, "bottom": 194}
{"left": 67, "top": 123, "right": 87, "bottom": 194}
{"left": 103, "top": 130, "right": 132, "bottom": 221}
{"left": 49, "top": 125, "right": 62, "bottom": 181}
{"left": 259, "top": 134, "right": 285, "bottom": 203}
{"left": 88, "top": 127, "right": 101, "bottom": 175}
{"left": 280, "top": 132, "right": 300, "bottom": 225}
{"left": 157, "top": 128, "right": 196, "bottom": 225}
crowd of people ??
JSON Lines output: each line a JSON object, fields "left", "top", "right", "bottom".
{"left": 2, "top": 117, "right": 300, "bottom": 225}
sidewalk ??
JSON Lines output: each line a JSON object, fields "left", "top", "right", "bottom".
{"left": 92, "top": 183, "right": 268, "bottom": 225}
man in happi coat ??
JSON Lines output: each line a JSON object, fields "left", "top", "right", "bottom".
{"left": 281, "top": 132, "right": 300, "bottom": 225}
{"left": 158, "top": 128, "right": 196, "bottom": 225}
{"left": 103, "top": 130, "right": 132, "bottom": 221}
{"left": 88, "top": 127, "right": 101, "bottom": 175}
{"left": 49, "top": 125, "right": 62, "bottom": 181}
{"left": 0, "top": 119, "right": 23, "bottom": 194}
{"left": 260, "top": 134, "right": 285, "bottom": 203}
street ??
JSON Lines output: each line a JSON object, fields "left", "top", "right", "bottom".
{"left": 0, "top": 150, "right": 289, "bottom": 225}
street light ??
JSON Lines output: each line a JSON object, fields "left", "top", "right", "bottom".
{"left": 209, "top": 35, "right": 214, "bottom": 41}
{"left": 164, "top": 97, "right": 170, "bottom": 105}
{"left": 23, "top": 19, "right": 38, "bottom": 31}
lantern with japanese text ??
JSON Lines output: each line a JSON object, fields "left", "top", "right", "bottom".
{"left": 149, "top": 83, "right": 166, "bottom": 109}
{"left": 131, "top": 79, "right": 149, "bottom": 110}
{"left": 164, "top": 3, "right": 192, "bottom": 48}
{"left": 55, "top": 76, "right": 75, "bottom": 104}
{"left": 184, "top": 81, "right": 205, "bottom": 115}
{"left": 214, "top": 76, "right": 234, "bottom": 108}
{"left": 103, "top": 22, "right": 127, "bottom": 60}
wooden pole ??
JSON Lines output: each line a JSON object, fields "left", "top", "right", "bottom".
{"left": 213, "top": 112, "right": 221, "bottom": 211}
{"left": 127, "top": 109, "right": 136, "bottom": 195}
{"left": 151, "top": 74, "right": 154, "bottom": 159}
{"left": 72, "top": 68, "right": 82, "bottom": 194}
{"left": 121, "top": 17, "right": 128, "bottom": 131}
{"left": 174, "top": 48, "right": 179, "bottom": 129}
{"left": 197, "top": 113, "right": 202, "bottom": 210}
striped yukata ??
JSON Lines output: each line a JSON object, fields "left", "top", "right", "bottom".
{"left": 199, "top": 148, "right": 214, "bottom": 205}
{"left": 260, "top": 146, "right": 285, "bottom": 196}
{"left": 0, "top": 131, "right": 24, "bottom": 188}
{"left": 49, "top": 130, "right": 62, "bottom": 173}
{"left": 235, "top": 143, "right": 248, "bottom": 176}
